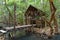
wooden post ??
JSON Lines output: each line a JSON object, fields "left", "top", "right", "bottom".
{"left": 13, "top": 3, "right": 16, "bottom": 31}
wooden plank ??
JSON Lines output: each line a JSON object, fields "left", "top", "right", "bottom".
{"left": 3, "top": 24, "right": 36, "bottom": 30}
{"left": 0, "top": 30, "right": 7, "bottom": 33}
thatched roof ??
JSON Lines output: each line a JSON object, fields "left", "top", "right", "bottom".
{"left": 25, "top": 5, "right": 45, "bottom": 16}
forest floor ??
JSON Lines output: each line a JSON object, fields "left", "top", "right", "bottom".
{"left": 11, "top": 27, "right": 60, "bottom": 40}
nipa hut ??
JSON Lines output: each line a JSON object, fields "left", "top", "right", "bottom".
{"left": 25, "top": 5, "right": 46, "bottom": 28}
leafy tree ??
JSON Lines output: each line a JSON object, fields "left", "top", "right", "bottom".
{"left": 0, "top": 0, "right": 60, "bottom": 26}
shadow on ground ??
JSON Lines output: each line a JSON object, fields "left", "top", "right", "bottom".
{"left": 12, "top": 34, "right": 60, "bottom": 40}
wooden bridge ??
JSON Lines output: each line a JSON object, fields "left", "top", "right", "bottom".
{"left": 0, "top": 24, "right": 36, "bottom": 40}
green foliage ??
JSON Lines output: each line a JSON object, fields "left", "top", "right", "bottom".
{"left": 0, "top": 0, "right": 60, "bottom": 25}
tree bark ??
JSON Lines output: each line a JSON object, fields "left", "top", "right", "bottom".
{"left": 49, "top": 0, "right": 58, "bottom": 34}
